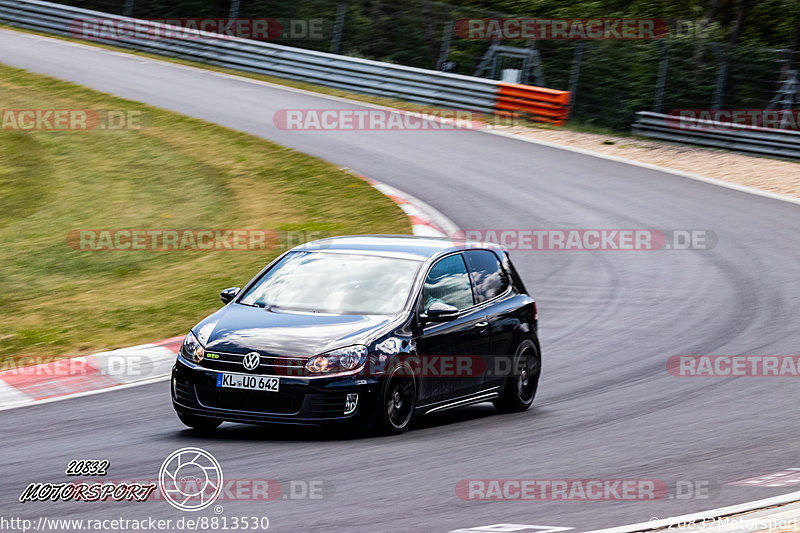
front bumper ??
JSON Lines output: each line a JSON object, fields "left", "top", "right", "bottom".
{"left": 171, "top": 355, "right": 380, "bottom": 427}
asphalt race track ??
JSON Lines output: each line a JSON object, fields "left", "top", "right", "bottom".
{"left": 2, "top": 29, "right": 800, "bottom": 533}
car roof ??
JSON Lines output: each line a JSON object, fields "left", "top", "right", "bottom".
{"left": 291, "top": 234, "right": 504, "bottom": 261}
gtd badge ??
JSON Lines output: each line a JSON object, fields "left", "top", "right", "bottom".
{"left": 242, "top": 352, "right": 260, "bottom": 371}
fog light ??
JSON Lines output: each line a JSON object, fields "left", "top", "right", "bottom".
{"left": 344, "top": 393, "right": 358, "bottom": 415}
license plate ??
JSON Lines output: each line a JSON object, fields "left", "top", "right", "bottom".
{"left": 216, "top": 373, "right": 279, "bottom": 392}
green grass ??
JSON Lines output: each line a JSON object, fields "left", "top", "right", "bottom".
{"left": 0, "top": 63, "right": 410, "bottom": 360}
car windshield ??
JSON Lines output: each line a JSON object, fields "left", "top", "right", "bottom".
{"left": 238, "top": 251, "right": 422, "bottom": 315}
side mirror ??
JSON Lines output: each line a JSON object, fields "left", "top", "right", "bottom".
{"left": 220, "top": 287, "right": 240, "bottom": 304}
{"left": 421, "top": 301, "right": 459, "bottom": 323}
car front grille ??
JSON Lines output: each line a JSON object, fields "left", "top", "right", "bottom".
{"left": 200, "top": 352, "right": 308, "bottom": 376}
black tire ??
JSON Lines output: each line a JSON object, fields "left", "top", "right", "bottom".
{"left": 493, "top": 340, "right": 541, "bottom": 413}
{"left": 177, "top": 412, "right": 223, "bottom": 431}
{"left": 373, "top": 362, "right": 417, "bottom": 435}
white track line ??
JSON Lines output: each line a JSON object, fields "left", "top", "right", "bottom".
{"left": 585, "top": 491, "right": 800, "bottom": 533}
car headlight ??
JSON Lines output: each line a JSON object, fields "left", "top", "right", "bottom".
{"left": 306, "top": 345, "right": 368, "bottom": 374}
{"left": 182, "top": 331, "right": 205, "bottom": 363}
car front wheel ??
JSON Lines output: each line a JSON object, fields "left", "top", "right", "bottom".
{"left": 374, "top": 362, "right": 417, "bottom": 435}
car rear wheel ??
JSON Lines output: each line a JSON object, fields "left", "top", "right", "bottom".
{"left": 493, "top": 340, "right": 540, "bottom": 413}
{"left": 177, "top": 412, "right": 223, "bottom": 431}
{"left": 374, "top": 363, "right": 416, "bottom": 435}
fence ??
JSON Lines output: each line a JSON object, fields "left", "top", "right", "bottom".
{"left": 22, "top": 0, "right": 800, "bottom": 133}
{"left": 0, "top": 0, "right": 570, "bottom": 123}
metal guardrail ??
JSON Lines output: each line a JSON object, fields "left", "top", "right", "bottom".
{"left": 495, "top": 82, "right": 571, "bottom": 126}
{"left": 0, "top": 0, "right": 569, "bottom": 121}
{"left": 633, "top": 111, "right": 800, "bottom": 159}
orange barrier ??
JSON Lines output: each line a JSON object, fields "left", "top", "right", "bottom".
{"left": 494, "top": 82, "right": 571, "bottom": 126}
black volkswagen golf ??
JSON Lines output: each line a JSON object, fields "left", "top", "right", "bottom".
{"left": 172, "top": 235, "right": 540, "bottom": 434}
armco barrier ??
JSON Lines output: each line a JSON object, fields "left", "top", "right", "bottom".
{"left": 0, "top": 0, "right": 569, "bottom": 124}
{"left": 633, "top": 111, "right": 800, "bottom": 159}
{"left": 495, "top": 82, "right": 571, "bottom": 125}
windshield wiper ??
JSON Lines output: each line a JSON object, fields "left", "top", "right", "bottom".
{"left": 239, "top": 301, "right": 265, "bottom": 308}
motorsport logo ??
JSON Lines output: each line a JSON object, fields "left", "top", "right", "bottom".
{"left": 159, "top": 447, "right": 223, "bottom": 511}
{"left": 19, "top": 459, "right": 156, "bottom": 503}
{"left": 17, "top": 448, "right": 330, "bottom": 508}
{"left": 16, "top": 449, "right": 221, "bottom": 509}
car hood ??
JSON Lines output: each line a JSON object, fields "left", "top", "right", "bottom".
{"left": 193, "top": 303, "right": 396, "bottom": 356}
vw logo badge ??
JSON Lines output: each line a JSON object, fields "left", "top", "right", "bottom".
{"left": 242, "top": 352, "right": 260, "bottom": 371}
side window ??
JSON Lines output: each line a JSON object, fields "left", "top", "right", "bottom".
{"left": 422, "top": 254, "right": 474, "bottom": 312}
{"left": 464, "top": 250, "right": 509, "bottom": 303}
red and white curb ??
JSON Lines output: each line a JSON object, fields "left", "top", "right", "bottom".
{"left": 0, "top": 337, "right": 182, "bottom": 410}
{"left": 0, "top": 175, "right": 457, "bottom": 411}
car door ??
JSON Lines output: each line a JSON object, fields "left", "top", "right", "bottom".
{"left": 463, "top": 249, "right": 514, "bottom": 389}
{"left": 416, "top": 253, "right": 490, "bottom": 406}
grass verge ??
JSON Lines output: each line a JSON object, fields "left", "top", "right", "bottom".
{"left": 0, "top": 62, "right": 410, "bottom": 361}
